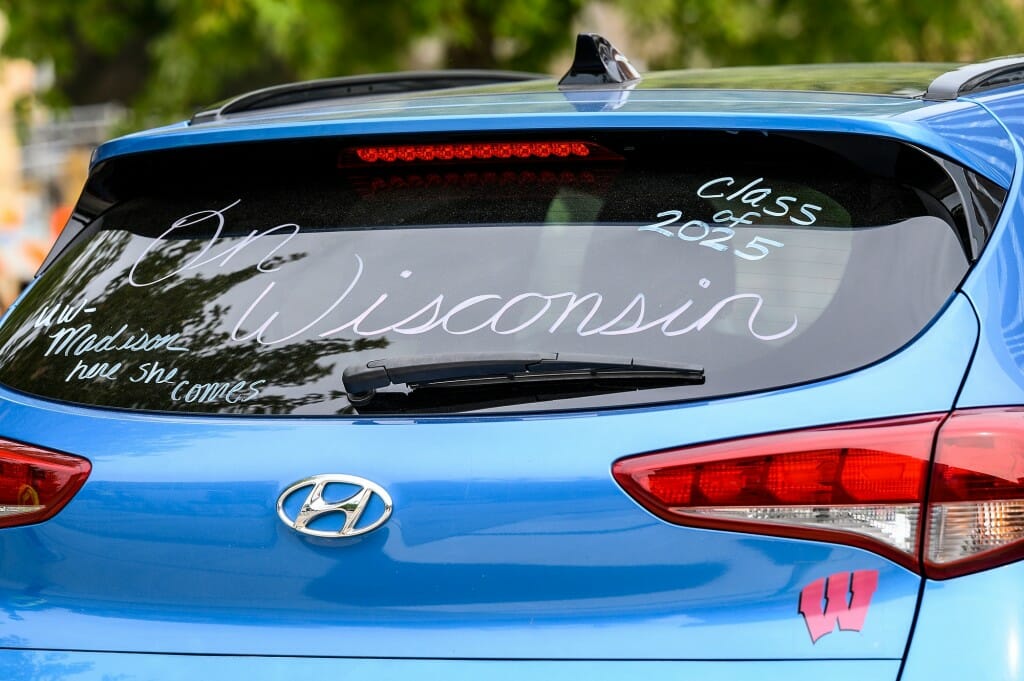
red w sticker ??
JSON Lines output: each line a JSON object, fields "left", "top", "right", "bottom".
{"left": 798, "top": 570, "right": 879, "bottom": 643}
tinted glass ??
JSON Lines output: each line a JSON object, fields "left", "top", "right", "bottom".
{"left": 0, "top": 132, "right": 998, "bottom": 414}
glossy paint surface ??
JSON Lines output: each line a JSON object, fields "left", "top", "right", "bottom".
{"left": 0, "top": 650, "right": 900, "bottom": 681}
{"left": 91, "top": 90, "right": 1015, "bottom": 188}
{"left": 909, "top": 86, "right": 1024, "bottom": 680}
{"left": 958, "top": 88, "right": 1024, "bottom": 407}
{"left": 901, "top": 562, "right": 1024, "bottom": 681}
{"left": 0, "top": 294, "right": 977, "bottom": 659}
{"left": 897, "top": 87, "right": 1024, "bottom": 681}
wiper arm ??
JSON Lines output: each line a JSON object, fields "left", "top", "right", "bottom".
{"left": 342, "top": 352, "right": 704, "bottom": 405}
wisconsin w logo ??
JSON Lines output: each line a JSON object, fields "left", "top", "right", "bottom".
{"left": 798, "top": 570, "right": 878, "bottom": 643}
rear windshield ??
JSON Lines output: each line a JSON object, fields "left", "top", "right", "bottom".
{"left": 0, "top": 131, "right": 1004, "bottom": 415}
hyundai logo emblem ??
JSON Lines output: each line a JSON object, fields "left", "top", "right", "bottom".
{"left": 277, "top": 474, "right": 393, "bottom": 538}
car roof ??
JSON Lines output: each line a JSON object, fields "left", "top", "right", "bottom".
{"left": 93, "top": 47, "right": 1024, "bottom": 189}
{"left": 448, "top": 62, "right": 962, "bottom": 97}
{"left": 174, "top": 63, "right": 973, "bottom": 129}
{"left": 183, "top": 62, "right": 957, "bottom": 126}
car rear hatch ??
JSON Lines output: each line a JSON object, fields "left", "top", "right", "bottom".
{"left": 0, "top": 128, "right": 1001, "bottom": 664}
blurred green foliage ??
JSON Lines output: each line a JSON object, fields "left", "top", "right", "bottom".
{"left": 0, "top": 0, "right": 584, "bottom": 122}
{"left": 635, "top": 0, "right": 1024, "bottom": 68}
{"left": 2, "top": 0, "right": 1023, "bottom": 124}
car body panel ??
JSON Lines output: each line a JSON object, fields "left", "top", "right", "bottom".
{"left": 0, "top": 650, "right": 901, "bottom": 681}
{"left": 0, "top": 293, "right": 977, "bottom": 658}
{"left": 899, "top": 93, "right": 1015, "bottom": 186}
{"left": 956, "top": 89, "right": 1024, "bottom": 407}
{"left": 91, "top": 91, "right": 1015, "bottom": 188}
{"left": 909, "top": 86, "right": 1024, "bottom": 681}
{"left": 900, "top": 562, "right": 1024, "bottom": 681}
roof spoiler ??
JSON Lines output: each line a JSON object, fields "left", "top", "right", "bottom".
{"left": 189, "top": 70, "right": 548, "bottom": 125}
{"left": 925, "top": 56, "right": 1024, "bottom": 101}
{"left": 188, "top": 32, "right": 642, "bottom": 123}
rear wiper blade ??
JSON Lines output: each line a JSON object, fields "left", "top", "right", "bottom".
{"left": 342, "top": 352, "right": 704, "bottom": 405}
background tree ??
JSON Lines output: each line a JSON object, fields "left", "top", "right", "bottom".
{"left": 0, "top": 0, "right": 585, "bottom": 122}
{"left": 4, "top": 0, "right": 1024, "bottom": 125}
{"left": 632, "top": 0, "right": 1024, "bottom": 68}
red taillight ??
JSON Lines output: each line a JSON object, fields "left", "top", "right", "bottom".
{"left": 0, "top": 439, "right": 90, "bottom": 529}
{"left": 926, "top": 408, "right": 1024, "bottom": 578}
{"left": 613, "top": 415, "right": 941, "bottom": 572}
{"left": 614, "top": 409, "right": 1024, "bottom": 578}
{"left": 346, "top": 140, "right": 617, "bottom": 166}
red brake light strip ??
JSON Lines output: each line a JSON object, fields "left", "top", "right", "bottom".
{"left": 348, "top": 140, "right": 612, "bottom": 165}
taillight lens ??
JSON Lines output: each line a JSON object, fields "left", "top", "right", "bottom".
{"left": 614, "top": 409, "right": 1024, "bottom": 578}
{"left": 0, "top": 439, "right": 90, "bottom": 529}
{"left": 926, "top": 408, "right": 1024, "bottom": 578}
{"left": 613, "top": 415, "right": 941, "bottom": 572}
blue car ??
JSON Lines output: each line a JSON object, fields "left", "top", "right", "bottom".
{"left": 3, "top": 33, "right": 1024, "bottom": 680}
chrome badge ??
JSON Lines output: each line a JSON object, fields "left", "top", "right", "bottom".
{"left": 277, "top": 474, "right": 392, "bottom": 538}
